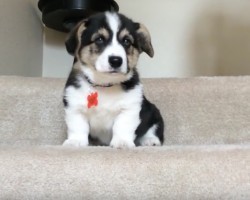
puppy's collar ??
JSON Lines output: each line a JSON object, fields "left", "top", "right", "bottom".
{"left": 84, "top": 74, "right": 114, "bottom": 88}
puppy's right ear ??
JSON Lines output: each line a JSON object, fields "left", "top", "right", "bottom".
{"left": 65, "top": 20, "right": 87, "bottom": 56}
{"left": 135, "top": 23, "right": 154, "bottom": 58}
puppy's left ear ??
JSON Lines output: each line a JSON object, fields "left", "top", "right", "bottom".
{"left": 135, "top": 23, "right": 154, "bottom": 58}
{"left": 65, "top": 20, "right": 87, "bottom": 56}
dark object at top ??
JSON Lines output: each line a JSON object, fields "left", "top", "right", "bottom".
{"left": 38, "top": 0, "right": 119, "bottom": 32}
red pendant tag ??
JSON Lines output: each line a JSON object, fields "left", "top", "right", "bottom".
{"left": 87, "top": 92, "right": 98, "bottom": 109}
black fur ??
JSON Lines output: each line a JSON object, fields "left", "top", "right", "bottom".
{"left": 121, "top": 69, "right": 140, "bottom": 91}
{"left": 118, "top": 14, "right": 139, "bottom": 48}
{"left": 135, "top": 97, "right": 164, "bottom": 145}
{"left": 63, "top": 96, "right": 68, "bottom": 107}
{"left": 65, "top": 26, "right": 79, "bottom": 55}
{"left": 63, "top": 70, "right": 82, "bottom": 108}
{"left": 65, "top": 70, "right": 81, "bottom": 89}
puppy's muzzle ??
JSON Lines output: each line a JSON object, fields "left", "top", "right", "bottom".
{"left": 109, "top": 56, "right": 123, "bottom": 70}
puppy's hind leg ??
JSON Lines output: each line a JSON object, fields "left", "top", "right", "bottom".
{"left": 138, "top": 125, "right": 161, "bottom": 146}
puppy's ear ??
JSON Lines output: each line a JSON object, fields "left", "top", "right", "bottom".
{"left": 65, "top": 20, "right": 87, "bottom": 56}
{"left": 135, "top": 23, "right": 154, "bottom": 58}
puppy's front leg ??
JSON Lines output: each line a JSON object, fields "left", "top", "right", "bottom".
{"left": 110, "top": 109, "right": 140, "bottom": 149}
{"left": 63, "top": 109, "right": 89, "bottom": 147}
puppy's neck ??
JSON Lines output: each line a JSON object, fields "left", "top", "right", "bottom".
{"left": 83, "top": 74, "right": 114, "bottom": 88}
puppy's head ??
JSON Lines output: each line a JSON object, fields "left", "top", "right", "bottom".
{"left": 66, "top": 12, "right": 154, "bottom": 85}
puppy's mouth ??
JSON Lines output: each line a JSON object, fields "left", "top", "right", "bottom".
{"left": 96, "top": 67, "right": 126, "bottom": 75}
{"left": 108, "top": 70, "right": 122, "bottom": 74}
{"left": 83, "top": 66, "right": 133, "bottom": 87}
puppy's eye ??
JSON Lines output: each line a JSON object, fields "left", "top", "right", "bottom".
{"left": 122, "top": 38, "right": 132, "bottom": 48}
{"left": 95, "top": 36, "right": 105, "bottom": 45}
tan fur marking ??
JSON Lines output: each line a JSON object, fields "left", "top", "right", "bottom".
{"left": 79, "top": 44, "right": 99, "bottom": 70}
{"left": 137, "top": 24, "right": 150, "bottom": 42}
{"left": 75, "top": 23, "right": 87, "bottom": 61}
{"left": 119, "top": 29, "right": 139, "bottom": 70}
{"left": 127, "top": 48, "right": 139, "bottom": 70}
{"left": 76, "top": 27, "right": 109, "bottom": 71}
{"left": 91, "top": 28, "right": 110, "bottom": 41}
{"left": 119, "top": 29, "right": 134, "bottom": 42}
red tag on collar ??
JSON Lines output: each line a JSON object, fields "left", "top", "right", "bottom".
{"left": 87, "top": 92, "right": 98, "bottom": 109}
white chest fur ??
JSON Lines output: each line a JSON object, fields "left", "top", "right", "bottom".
{"left": 64, "top": 81, "right": 143, "bottom": 145}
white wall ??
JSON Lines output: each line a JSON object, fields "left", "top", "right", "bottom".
{"left": 0, "top": 0, "right": 43, "bottom": 77}
{"left": 115, "top": 0, "right": 250, "bottom": 77}
{"left": 43, "top": 28, "right": 72, "bottom": 77}
{"left": 15, "top": 0, "right": 250, "bottom": 78}
{"left": 0, "top": 0, "right": 249, "bottom": 78}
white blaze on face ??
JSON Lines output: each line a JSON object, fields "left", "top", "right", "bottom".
{"left": 95, "top": 12, "right": 128, "bottom": 74}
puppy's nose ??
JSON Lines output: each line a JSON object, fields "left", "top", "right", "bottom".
{"left": 109, "top": 56, "right": 123, "bottom": 69}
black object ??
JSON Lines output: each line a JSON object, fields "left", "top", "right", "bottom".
{"left": 38, "top": 0, "right": 119, "bottom": 32}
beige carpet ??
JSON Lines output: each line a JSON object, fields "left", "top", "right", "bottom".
{"left": 0, "top": 76, "right": 249, "bottom": 199}
{"left": 0, "top": 145, "right": 249, "bottom": 200}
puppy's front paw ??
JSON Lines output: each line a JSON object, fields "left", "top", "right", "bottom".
{"left": 110, "top": 139, "right": 135, "bottom": 149}
{"left": 63, "top": 139, "right": 89, "bottom": 147}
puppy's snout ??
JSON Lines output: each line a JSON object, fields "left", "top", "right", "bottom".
{"left": 109, "top": 56, "right": 123, "bottom": 69}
